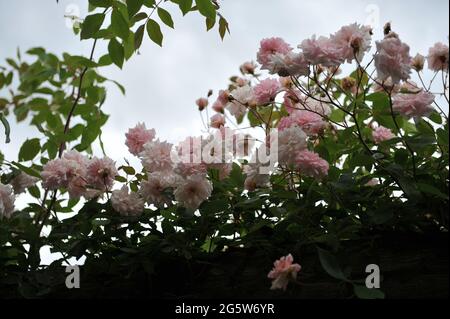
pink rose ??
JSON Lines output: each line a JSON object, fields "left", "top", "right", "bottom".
{"left": 295, "top": 150, "right": 329, "bottom": 179}
{"left": 372, "top": 126, "right": 395, "bottom": 144}
{"left": 268, "top": 254, "right": 301, "bottom": 291}
{"left": 393, "top": 91, "right": 435, "bottom": 117}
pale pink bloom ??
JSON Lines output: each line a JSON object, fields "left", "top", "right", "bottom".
{"left": 176, "top": 136, "right": 204, "bottom": 164}
{"left": 125, "top": 123, "right": 156, "bottom": 156}
{"left": 266, "top": 52, "right": 310, "bottom": 77}
{"left": 0, "top": 183, "right": 15, "bottom": 219}
{"left": 283, "top": 90, "right": 303, "bottom": 114}
{"left": 299, "top": 35, "right": 344, "bottom": 67}
{"left": 393, "top": 91, "right": 435, "bottom": 117}
{"left": 372, "top": 126, "right": 395, "bottom": 144}
{"left": 64, "top": 150, "right": 89, "bottom": 167}
{"left": 218, "top": 90, "right": 230, "bottom": 104}
{"left": 279, "top": 110, "right": 327, "bottom": 136}
{"left": 365, "top": 178, "right": 379, "bottom": 187}
{"left": 295, "top": 150, "right": 329, "bottom": 179}
{"left": 257, "top": 37, "right": 292, "bottom": 69}
{"left": 140, "top": 140, "right": 174, "bottom": 173}
{"left": 10, "top": 172, "right": 38, "bottom": 194}
{"left": 374, "top": 36, "right": 412, "bottom": 84}
{"left": 226, "top": 86, "right": 254, "bottom": 119}
{"left": 235, "top": 77, "right": 249, "bottom": 87}
{"left": 174, "top": 162, "right": 208, "bottom": 178}
{"left": 196, "top": 97, "right": 209, "bottom": 111}
{"left": 41, "top": 151, "right": 89, "bottom": 198}
{"left": 240, "top": 61, "right": 257, "bottom": 74}
{"left": 111, "top": 186, "right": 145, "bottom": 217}
{"left": 86, "top": 157, "right": 118, "bottom": 191}
{"left": 411, "top": 53, "right": 425, "bottom": 72}
{"left": 41, "top": 159, "right": 69, "bottom": 190}
{"left": 211, "top": 90, "right": 229, "bottom": 113}
{"left": 268, "top": 254, "right": 301, "bottom": 291}
{"left": 276, "top": 126, "right": 308, "bottom": 166}
{"left": 212, "top": 100, "right": 225, "bottom": 113}
{"left": 140, "top": 172, "right": 174, "bottom": 207}
{"left": 253, "top": 78, "right": 281, "bottom": 104}
{"left": 427, "top": 42, "right": 449, "bottom": 72}
{"left": 283, "top": 91, "right": 331, "bottom": 116}
{"left": 331, "top": 23, "right": 372, "bottom": 62}
{"left": 210, "top": 114, "right": 225, "bottom": 129}
{"left": 372, "top": 77, "right": 400, "bottom": 94}
{"left": 174, "top": 175, "right": 213, "bottom": 210}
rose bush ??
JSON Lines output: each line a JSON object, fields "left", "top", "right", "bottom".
{"left": 0, "top": 1, "right": 448, "bottom": 298}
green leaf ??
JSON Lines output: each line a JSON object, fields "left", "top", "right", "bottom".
{"left": 146, "top": 19, "right": 163, "bottom": 46}
{"left": 111, "top": 8, "right": 130, "bottom": 40}
{"left": 219, "top": 16, "right": 229, "bottom": 39}
{"left": 88, "top": 0, "right": 112, "bottom": 7}
{"left": 134, "top": 24, "right": 145, "bottom": 50}
{"left": 158, "top": 8, "right": 174, "bottom": 28}
{"left": 178, "top": 0, "right": 193, "bottom": 15}
{"left": 143, "top": 0, "right": 156, "bottom": 7}
{"left": 195, "top": 0, "right": 216, "bottom": 20}
{"left": 11, "top": 162, "right": 41, "bottom": 178}
{"left": 80, "top": 13, "right": 105, "bottom": 40}
{"left": 0, "top": 112, "right": 11, "bottom": 143}
{"left": 353, "top": 285, "right": 385, "bottom": 299}
{"left": 205, "top": 16, "right": 215, "bottom": 31}
{"left": 108, "top": 38, "right": 125, "bottom": 68}
{"left": 19, "top": 139, "right": 40, "bottom": 162}
{"left": 126, "top": 0, "right": 144, "bottom": 17}
{"left": 317, "top": 247, "right": 348, "bottom": 281}
{"left": 417, "top": 183, "right": 449, "bottom": 200}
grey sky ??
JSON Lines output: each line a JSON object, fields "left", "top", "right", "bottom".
{"left": 1, "top": 0, "right": 449, "bottom": 162}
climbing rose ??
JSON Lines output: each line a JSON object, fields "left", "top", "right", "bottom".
{"left": 374, "top": 34, "right": 412, "bottom": 84}
{"left": 276, "top": 126, "right": 308, "bottom": 166}
{"left": 226, "top": 85, "right": 254, "bottom": 119}
{"left": 411, "top": 53, "right": 425, "bottom": 72}
{"left": 372, "top": 126, "right": 395, "bottom": 144}
{"left": 299, "top": 35, "right": 345, "bottom": 67}
{"left": 10, "top": 172, "right": 38, "bottom": 194}
{"left": 41, "top": 150, "right": 89, "bottom": 198}
{"left": 266, "top": 52, "right": 310, "bottom": 77}
{"left": 244, "top": 158, "right": 271, "bottom": 191}
{"left": 257, "top": 37, "right": 292, "bottom": 69}
{"left": 240, "top": 61, "right": 257, "bottom": 74}
{"left": 0, "top": 183, "right": 15, "bottom": 219}
{"left": 253, "top": 78, "right": 281, "bottom": 104}
{"left": 140, "top": 172, "right": 176, "bottom": 207}
{"left": 174, "top": 162, "right": 208, "bottom": 178}
{"left": 196, "top": 97, "right": 209, "bottom": 111}
{"left": 174, "top": 175, "right": 213, "bottom": 210}
{"left": 125, "top": 123, "right": 156, "bottom": 156}
{"left": 210, "top": 114, "right": 225, "bottom": 129}
{"left": 331, "top": 23, "right": 372, "bottom": 62}
{"left": 427, "top": 42, "right": 449, "bottom": 72}
{"left": 295, "top": 150, "right": 329, "bottom": 179}
{"left": 278, "top": 110, "right": 327, "bottom": 136}
{"left": 268, "top": 254, "right": 301, "bottom": 291}
{"left": 111, "top": 186, "right": 145, "bottom": 217}
{"left": 140, "top": 140, "right": 174, "bottom": 173}
{"left": 283, "top": 91, "right": 331, "bottom": 116}
{"left": 393, "top": 91, "right": 435, "bottom": 117}
{"left": 86, "top": 157, "right": 118, "bottom": 191}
